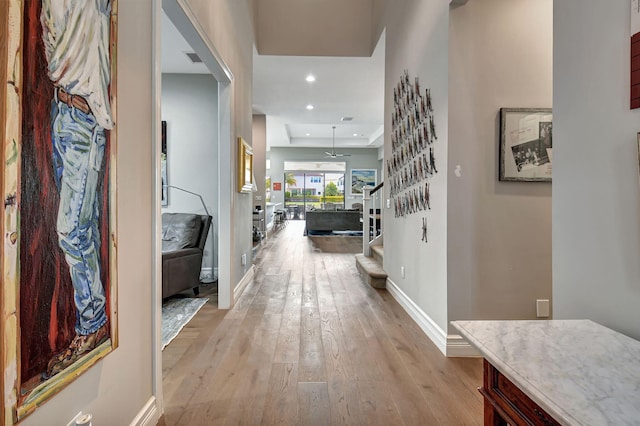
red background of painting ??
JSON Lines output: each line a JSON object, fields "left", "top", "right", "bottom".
{"left": 19, "top": 0, "right": 111, "bottom": 385}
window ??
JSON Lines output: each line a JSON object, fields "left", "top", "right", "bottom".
{"left": 283, "top": 166, "right": 346, "bottom": 217}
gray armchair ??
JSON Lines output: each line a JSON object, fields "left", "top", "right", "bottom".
{"left": 162, "top": 213, "right": 212, "bottom": 299}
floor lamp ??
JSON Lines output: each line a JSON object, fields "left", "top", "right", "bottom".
{"left": 163, "top": 185, "right": 216, "bottom": 284}
{"left": 164, "top": 185, "right": 209, "bottom": 215}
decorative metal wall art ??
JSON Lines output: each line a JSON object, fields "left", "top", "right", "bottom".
{"left": 388, "top": 70, "right": 438, "bottom": 242}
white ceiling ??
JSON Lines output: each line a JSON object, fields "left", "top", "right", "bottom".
{"left": 253, "top": 33, "right": 385, "bottom": 151}
{"left": 161, "top": 12, "right": 209, "bottom": 74}
{"left": 162, "top": 12, "right": 385, "bottom": 152}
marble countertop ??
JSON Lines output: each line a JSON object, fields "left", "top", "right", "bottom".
{"left": 451, "top": 320, "right": 640, "bottom": 426}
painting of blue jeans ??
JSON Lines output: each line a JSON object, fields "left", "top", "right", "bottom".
{"left": 1, "top": 0, "right": 119, "bottom": 421}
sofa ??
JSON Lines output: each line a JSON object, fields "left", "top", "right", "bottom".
{"left": 162, "top": 213, "right": 212, "bottom": 299}
{"left": 304, "top": 209, "right": 361, "bottom": 235}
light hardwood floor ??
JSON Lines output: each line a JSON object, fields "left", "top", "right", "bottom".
{"left": 159, "top": 220, "right": 483, "bottom": 425}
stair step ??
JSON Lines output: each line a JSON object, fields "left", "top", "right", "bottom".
{"left": 355, "top": 253, "right": 387, "bottom": 289}
{"left": 371, "top": 245, "right": 383, "bottom": 264}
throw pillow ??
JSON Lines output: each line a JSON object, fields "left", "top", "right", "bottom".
{"left": 162, "top": 213, "right": 201, "bottom": 250}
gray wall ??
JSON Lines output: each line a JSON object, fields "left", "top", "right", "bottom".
{"left": 448, "top": 0, "right": 553, "bottom": 327}
{"left": 268, "top": 147, "right": 380, "bottom": 208}
{"left": 162, "top": 73, "right": 218, "bottom": 276}
{"left": 554, "top": 0, "right": 640, "bottom": 339}
{"left": 252, "top": 115, "right": 267, "bottom": 210}
{"left": 180, "top": 0, "right": 255, "bottom": 299}
{"left": 380, "top": 0, "right": 450, "bottom": 332}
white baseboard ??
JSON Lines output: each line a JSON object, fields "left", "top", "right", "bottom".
{"left": 234, "top": 265, "right": 254, "bottom": 302}
{"left": 385, "top": 278, "right": 481, "bottom": 358}
{"left": 130, "top": 396, "right": 160, "bottom": 426}
{"left": 385, "top": 278, "right": 448, "bottom": 355}
{"left": 446, "top": 334, "right": 480, "bottom": 357}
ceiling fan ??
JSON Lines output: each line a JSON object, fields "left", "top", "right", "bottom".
{"left": 325, "top": 126, "right": 351, "bottom": 158}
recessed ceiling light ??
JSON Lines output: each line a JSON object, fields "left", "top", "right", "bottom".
{"left": 341, "top": 116, "right": 353, "bottom": 122}
{"left": 306, "top": 104, "right": 314, "bottom": 110}
{"left": 305, "top": 74, "right": 316, "bottom": 83}
{"left": 306, "top": 133, "right": 311, "bottom": 136}
{"left": 353, "top": 133, "right": 358, "bottom": 137}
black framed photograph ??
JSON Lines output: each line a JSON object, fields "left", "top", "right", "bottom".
{"left": 162, "top": 120, "right": 168, "bottom": 206}
{"left": 499, "top": 108, "right": 553, "bottom": 182}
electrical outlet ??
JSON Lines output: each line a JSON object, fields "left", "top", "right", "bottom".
{"left": 536, "top": 299, "right": 550, "bottom": 318}
{"left": 241, "top": 253, "right": 247, "bottom": 266}
{"left": 75, "top": 413, "right": 93, "bottom": 426}
{"left": 66, "top": 412, "right": 84, "bottom": 426}
{"left": 386, "top": 198, "right": 391, "bottom": 209}
{"left": 255, "top": 195, "right": 262, "bottom": 201}
{"left": 401, "top": 266, "right": 405, "bottom": 278}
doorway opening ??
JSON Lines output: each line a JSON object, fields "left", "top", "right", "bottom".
{"left": 283, "top": 161, "right": 346, "bottom": 219}
{"left": 153, "top": 0, "right": 233, "bottom": 413}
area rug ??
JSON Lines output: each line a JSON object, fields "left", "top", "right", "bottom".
{"left": 162, "top": 297, "right": 208, "bottom": 350}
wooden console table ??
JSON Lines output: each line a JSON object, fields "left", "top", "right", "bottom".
{"left": 452, "top": 320, "right": 640, "bottom": 425}
{"left": 481, "top": 359, "right": 559, "bottom": 425}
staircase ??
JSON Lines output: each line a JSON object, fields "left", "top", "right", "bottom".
{"left": 355, "top": 244, "right": 386, "bottom": 288}
{"left": 356, "top": 184, "right": 387, "bottom": 289}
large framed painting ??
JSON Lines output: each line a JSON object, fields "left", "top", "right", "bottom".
{"left": 1, "top": 1, "right": 118, "bottom": 423}
{"left": 238, "top": 137, "right": 253, "bottom": 193}
{"left": 350, "top": 169, "right": 377, "bottom": 194}
{"left": 499, "top": 108, "right": 553, "bottom": 182}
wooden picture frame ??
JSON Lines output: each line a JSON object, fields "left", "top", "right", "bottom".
{"left": 350, "top": 169, "right": 377, "bottom": 194}
{"left": 238, "top": 137, "right": 253, "bottom": 193}
{"left": 2, "top": 1, "right": 119, "bottom": 423}
{"left": 499, "top": 108, "right": 553, "bottom": 182}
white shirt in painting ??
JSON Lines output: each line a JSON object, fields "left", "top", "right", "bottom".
{"left": 41, "top": 0, "right": 114, "bottom": 129}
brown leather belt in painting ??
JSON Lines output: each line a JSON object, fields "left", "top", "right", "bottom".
{"left": 56, "top": 87, "right": 92, "bottom": 115}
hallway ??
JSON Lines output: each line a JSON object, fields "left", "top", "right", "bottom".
{"left": 160, "top": 221, "right": 483, "bottom": 425}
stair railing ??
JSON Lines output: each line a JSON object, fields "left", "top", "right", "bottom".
{"left": 362, "top": 181, "right": 383, "bottom": 256}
